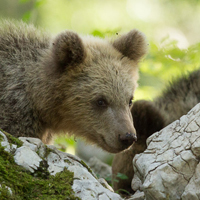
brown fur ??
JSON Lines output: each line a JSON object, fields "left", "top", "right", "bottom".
{"left": 112, "top": 30, "right": 147, "bottom": 62}
{"left": 112, "top": 100, "right": 165, "bottom": 194}
{"left": 0, "top": 20, "right": 148, "bottom": 153}
{"left": 112, "top": 69, "right": 200, "bottom": 194}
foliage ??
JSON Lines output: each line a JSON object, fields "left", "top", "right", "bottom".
{"left": 136, "top": 39, "right": 200, "bottom": 100}
{"left": 109, "top": 172, "right": 128, "bottom": 183}
{"left": 54, "top": 135, "right": 77, "bottom": 154}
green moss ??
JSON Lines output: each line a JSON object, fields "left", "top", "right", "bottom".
{"left": 64, "top": 159, "right": 72, "bottom": 164}
{"left": 43, "top": 145, "right": 57, "bottom": 158}
{"left": 0, "top": 141, "right": 80, "bottom": 200}
{"left": 0, "top": 145, "right": 15, "bottom": 164}
{"left": 31, "top": 160, "right": 50, "bottom": 179}
{"left": 80, "top": 160, "right": 95, "bottom": 176}
{"left": 0, "top": 129, "right": 23, "bottom": 148}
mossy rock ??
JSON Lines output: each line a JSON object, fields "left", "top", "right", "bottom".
{"left": 0, "top": 132, "right": 80, "bottom": 200}
{"left": 0, "top": 129, "right": 23, "bottom": 148}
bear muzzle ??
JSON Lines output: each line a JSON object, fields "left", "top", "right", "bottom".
{"left": 118, "top": 132, "right": 137, "bottom": 148}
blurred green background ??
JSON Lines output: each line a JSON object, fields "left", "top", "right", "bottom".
{"left": 0, "top": 0, "right": 200, "bottom": 161}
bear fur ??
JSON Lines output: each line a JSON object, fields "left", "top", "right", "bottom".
{"left": 112, "top": 69, "right": 200, "bottom": 193}
{"left": 0, "top": 20, "right": 148, "bottom": 153}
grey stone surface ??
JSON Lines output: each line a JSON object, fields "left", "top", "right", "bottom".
{"left": 14, "top": 146, "right": 43, "bottom": 173}
{"left": 88, "top": 156, "right": 112, "bottom": 180}
{"left": 132, "top": 103, "right": 200, "bottom": 200}
{"left": 128, "top": 191, "right": 145, "bottom": 200}
{"left": 181, "top": 163, "right": 200, "bottom": 200}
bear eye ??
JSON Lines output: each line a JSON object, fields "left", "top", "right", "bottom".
{"left": 129, "top": 97, "right": 134, "bottom": 107}
{"left": 96, "top": 98, "right": 108, "bottom": 107}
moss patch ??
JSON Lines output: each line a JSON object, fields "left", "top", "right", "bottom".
{"left": 80, "top": 160, "right": 95, "bottom": 176}
{"left": 0, "top": 129, "right": 23, "bottom": 148}
{"left": 0, "top": 139, "right": 80, "bottom": 200}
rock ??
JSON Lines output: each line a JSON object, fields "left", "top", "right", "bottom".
{"left": 131, "top": 174, "right": 143, "bottom": 192}
{"left": 14, "top": 146, "right": 43, "bottom": 173}
{"left": 0, "top": 131, "right": 11, "bottom": 153}
{"left": 88, "top": 157, "right": 112, "bottom": 181}
{"left": 98, "top": 178, "right": 114, "bottom": 192}
{"left": 128, "top": 191, "right": 145, "bottom": 200}
{"left": 132, "top": 103, "right": 200, "bottom": 200}
{"left": 76, "top": 140, "right": 113, "bottom": 162}
{"left": 181, "top": 163, "right": 200, "bottom": 200}
{"left": 72, "top": 178, "right": 120, "bottom": 200}
{"left": 0, "top": 131, "right": 122, "bottom": 200}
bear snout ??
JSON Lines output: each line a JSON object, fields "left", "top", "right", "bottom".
{"left": 118, "top": 132, "right": 137, "bottom": 147}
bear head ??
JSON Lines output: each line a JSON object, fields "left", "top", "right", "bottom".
{"left": 41, "top": 29, "right": 148, "bottom": 153}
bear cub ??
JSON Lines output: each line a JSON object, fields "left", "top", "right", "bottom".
{"left": 0, "top": 20, "right": 147, "bottom": 153}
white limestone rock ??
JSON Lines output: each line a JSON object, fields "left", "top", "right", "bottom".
{"left": 132, "top": 103, "right": 200, "bottom": 200}
{"left": 88, "top": 157, "right": 112, "bottom": 180}
{"left": 14, "top": 146, "right": 43, "bottom": 173}
{"left": 0, "top": 130, "right": 11, "bottom": 153}
{"left": 181, "top": 163, "right": 200, "bottom": 200}
{"left": 72, "top": 179, "right": 121, "bottom": 200}
{"left": 128, "top": 191, "right": 145, "bottom": 200}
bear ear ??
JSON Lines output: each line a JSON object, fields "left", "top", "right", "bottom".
{"left": 52, "top": 31, "right": 86, "bottom": 71}
{"left": 112, "top": 29, "right": 148, "bottom": 62}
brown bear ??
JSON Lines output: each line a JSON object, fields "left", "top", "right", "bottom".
{"left": 112, "top": 69, "right": 200, "bottom": 194}
{"left": 0, "top": 20, "right": 147, "bottom": 153}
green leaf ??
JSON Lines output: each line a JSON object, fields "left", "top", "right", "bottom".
{"left": 116, "top": 173, "right": 128, "bottom": 180}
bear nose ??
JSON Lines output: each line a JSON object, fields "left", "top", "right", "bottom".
{"left": 119, "top": 132, "right": 137, "bottom": 147}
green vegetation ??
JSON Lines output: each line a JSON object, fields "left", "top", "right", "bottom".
{"left": 136, "top": 40, "right": 200, "bottom": 100}
{"left": 54, "top": 135, "right": 77, "bottom": 154}
{"left": 0, "top": 129, "right": 23, "bottom": 148}
{"left": 0, "top": 134, "right": 79, "bottom": 200}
